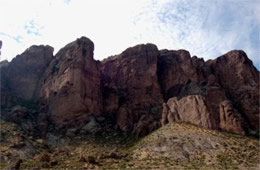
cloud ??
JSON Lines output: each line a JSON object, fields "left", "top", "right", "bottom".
{"left": 133, "top": 0, "right": 260, "bottom": 68}
{"left": 24, "top": 19, "right": 43, "bottom": 36}
{"left": 64, "top": 0, "right": 71, "bottom": 4}
{"left": 0, "top": 0, "right": 259, "bottom": 69}
{"left": 0, "top": 33, "right": 23, "bottom": 43}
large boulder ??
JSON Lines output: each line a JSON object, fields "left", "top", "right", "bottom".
{"left": 39, "top": 37, "right": 103, "bottom": 127}
{"left": 132, "top": 115, "right": 159, "bottom": 138}
{"left": 166, "top": 95, "right": 212, "bottom": 129}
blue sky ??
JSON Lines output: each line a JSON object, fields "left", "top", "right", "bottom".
{"left": 0, "top": 0, "right": 259, "bottom": 69}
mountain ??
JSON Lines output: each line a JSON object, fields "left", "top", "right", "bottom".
{"left": 0, "top": 36, "right": 259, "bottom": 169}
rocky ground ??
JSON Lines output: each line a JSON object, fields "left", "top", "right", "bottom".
{"left": 132, "top": 122, "right": 260, "bottom": 169}
{"left": 1, "top": 119, "right": 259, "bottom": 169}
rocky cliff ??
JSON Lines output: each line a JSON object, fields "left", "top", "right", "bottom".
{"left": 0, "top": 36, "right": 259, "bottom": 138}
{"left": 39, "top": 37, "right": 102, "bottom": 130}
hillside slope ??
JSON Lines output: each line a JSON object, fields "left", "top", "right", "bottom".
{"left": 132, "top": 122, "right": 260, "bottom": 169}
{"left": 1, "top": 120, "right": 259, "bottom": 169}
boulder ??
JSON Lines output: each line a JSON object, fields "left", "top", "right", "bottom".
{"left": 6, "top": 105, "right": 28, "bottom": 123}
{"left": 132, "top": 115, "right": 159, "bottom": 138}
{"left": 166, "top": 95, "right": 212, "bottom": 129}
{"left": 80, "top": 116, "right": 101, "bottom": 134}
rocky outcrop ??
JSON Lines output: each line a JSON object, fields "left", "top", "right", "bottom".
{"left": 0, "top": 45, "right": 53, "bottom": 108}
{"left": 158, "top": 49, "right": 259, "bottom": 135}
{"left": 0, "top": 37, "right": 259, "bottom": 137}
{"left": 219, "top": 100, "right": 245, "bottom": 135}
{"left": 166, "top": 95, "right": 212, "bottom": 129}
{"left": 158, "top": 49, "right": 204, "bottom": 101}
{"left": 39, "top": 37, "right": 102, "bottom": 127}
{"left": 132, "top": 115, "right": 160, "bottom": 138}
{"left": 101, "top": 44, "right": 163, "bottom": 133}
{"left": 160, "top": 103, "right": 169, "bottom": 126}
{"left": 162, "top": 96, "right": 246, "bottom": 135}
{"left": 207, "top": 50, "right": 260, "bottom": 130}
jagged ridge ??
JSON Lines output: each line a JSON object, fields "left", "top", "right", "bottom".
{"left": 0, "top": 36, "right": 259, "bottom": 139}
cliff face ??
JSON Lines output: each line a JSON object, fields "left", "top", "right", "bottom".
{"left": 101, "top": 44, "right": 163, "bottom": 136}
{"left": 0, "top": 45, "right": 53, "bottom": 107}
{"left": 39, "top": 37, "right": 102, "bottom": 129}
{"left": 0, "top": 37, "right": 259, "bottom": 137}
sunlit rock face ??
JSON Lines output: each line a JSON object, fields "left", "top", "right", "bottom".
{"left": 1, "top": 37, "right": 259, "bottom": 137}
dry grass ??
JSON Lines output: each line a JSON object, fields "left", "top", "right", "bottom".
{"left": 1, "top": 120, "right": 259, "bottom": 169}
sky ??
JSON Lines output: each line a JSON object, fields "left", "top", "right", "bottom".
{"left": 0, "top": 0, "right": 259, "bottom": 69}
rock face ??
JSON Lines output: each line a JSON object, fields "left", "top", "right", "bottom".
{"left": 157, "top": 49, "right": 259, "bottom": 135}
{"left": 0, "top": 45, "right": 53, "bottom": 108}
{"left": 219, "top": 100, "right": 245, "bottom": 135}
{"left": 0, "top": 37, "right": 259, "bottom": 137}
{"left": 39, "top": 37, "right": 102, "bottom": 127}
{"left": 132, "top": 115, "right": 160, "bottom": 138}
{"left": 101, "top": 44, "right": 163, "bottom": 134}
{"left": 208, "top": 50, "right": 259, "bottom": 130}
{"left": 166, "top": 95, "right": 212, "bottom": 129}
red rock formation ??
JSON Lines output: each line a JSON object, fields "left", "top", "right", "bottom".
{"left": 158, "top": 49, "right": 259, "bottom": 135}
{"left": 207, "top": 50, "right": 260, "bottom": 130}
{"left": 157, "top": 49, "right": 224, "bottom": 129}
{"left": 101, "top": 44, "right": 163, "bottom": 133}
{"left": 39, "top": 37, "right": 102, "bottom": 127}
{"left": 167, "top": 95, "right": 212, "bottom": 129}
{"left": 160, "top": 103, "right": 169, "bottom": 126}
{"left": 132, "top": 115, "right": 159, "bottom": 138}
{"left": 0, "top": 45, "right": 53, "bottom": 108}
{"left": 219, "top": 100, "right": 245, "bottom": 135}
{"left": 0, "top": 37, "right": 259, "bottom": 137}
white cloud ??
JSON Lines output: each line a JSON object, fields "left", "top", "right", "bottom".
{"left": 132, "top": 0, "right": 260, "bottom": 66}
{"left": 0, "top": 0, "right": 259, "bottom": 68}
